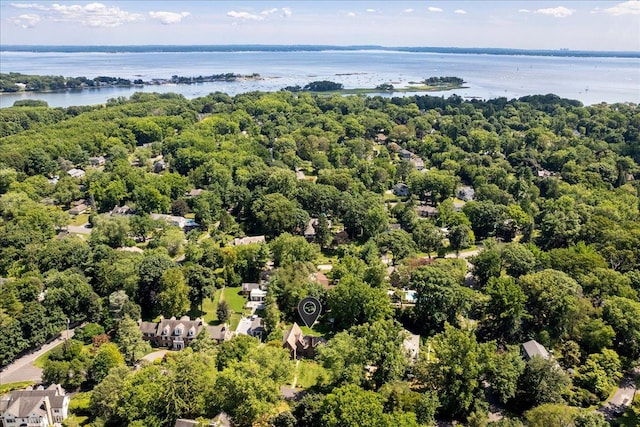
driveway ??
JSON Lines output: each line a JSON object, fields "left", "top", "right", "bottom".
{"left": 67, "top": 224, "right": 92, "bottom": 235}
{"left": 598, "top": 367, "right": 639, "bottom": 420}
{"left": 0, "top": 328, "right": 75, "bottom": 385}
{"left": 235, "top": 316, "right": 252, "bottom": 336}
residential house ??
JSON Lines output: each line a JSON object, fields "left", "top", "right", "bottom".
{"left": 232, "top": 235, "right": 266, "bottom": 246}
{"left": 110, "top": 205, "right": 132, "bottom": 216}
{"left": 376, "top": 133, "right": 388, "bottom": 143}
{"left": 310, "top": 272, "right": 331, "bottom": 290}
{"left": 66, "top": 168, "right": 85, "bottom": 179}
{"left": 185, "top": 189, "right": 205, "bottom": 198}
{"left": 392, "top": 183, "right": 410, "bottom": 197}
{"left": 521, "top": 339, "right": 550, "bottom": 361}
{"left": 457, "top": 186, "right": 475, "bottom": 202}
{"left": 415, "top": 205, "right": 439, "bottom": 218}
{"left": 153, "top": 159, "right": 166, "bottom": 173}
{"left": 150, "top": 214, "right": 198, "bottom": 230}
{"left": 241, "top": 282, "right": 261, "bottom": 296}
{"left": 249, "top": 288, "right": 267, "bottom": 302}
{"left": 304, "top": 218, "right": 332, "bottom": 241}
{"left": 138, "top": 316, "right": 231, "bottom": 350}
{"left": 68, "top": 204, "right": 88, "bottom": 215}
{"left": 248, "top": 316, "right": 265, "bottom": 339}
{"left": 0, "top": 384, "right": 69, "bottom": 427}
{"left": 410, "top": 157, "right": 425, "bottom": 171}
{"left": 282, "top": 322, "right": 327, "bottom": 359}
{"left": 399, "top": 149, "right": 413, "bottom": 160}
{"left": 88, "top": 156, "right": 106, "bottom": 167}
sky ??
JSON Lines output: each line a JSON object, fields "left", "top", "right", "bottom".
{"left": 1, "top": 1, "right": 639, "bottom": 51}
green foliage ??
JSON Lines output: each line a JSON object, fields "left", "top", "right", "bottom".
{"left": 114, "top": 316, "right": 151, "bottom": 364}
{"left": 319, "top": 320, "right": 408, "bottom": 389}
{"left": 327, "top": 276, "right": 392, "bottom": 330}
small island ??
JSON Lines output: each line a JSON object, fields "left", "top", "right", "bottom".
{"left": 281, "top": 76, "right": 466, "bottom": 95}
{"left": 0, "top": 72, "right": 262, "bottom": 93}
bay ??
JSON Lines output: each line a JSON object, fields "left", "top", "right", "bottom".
{"left": 1, "top": 49, "right": 639, "bottom": 108}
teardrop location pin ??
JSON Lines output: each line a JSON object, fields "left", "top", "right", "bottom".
{"left": 297, "top": 296, "right": 322, "bottom": 328}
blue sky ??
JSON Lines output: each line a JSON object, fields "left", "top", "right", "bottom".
{"left": 1, "top": 1, "right": 639, "bottom": 51}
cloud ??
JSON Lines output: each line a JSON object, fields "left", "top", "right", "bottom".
{"left": 347, "top": 11, "right": 356, "bottom": 17}
{"left": 518, "top": 9, "right": 531, "bottom": 13}
{"left": 281, "top": 7, "right": 292, "bottom": 17}
{"left": 601, "top": 1, "right": 640, "bottom": 15}
{"left": 10, "top": 3, "right": 46, "bottom": 9}
{"left": 261, "top": 8, "right": 278, "bottom": 16}
{"left": 227, "top": 10, "right": 263, "bottom": 21}
{"left": 428, "top": 7, "right": 443, "bottom": 13}
{"left": 454, "top": 9, "right": 467, "bottom": 14}
{"left": 403, "top": 8, "right": 414, "bottom": 13}
{"left": 12, "top": 13, "right": 41, "bottom": 28}
{"left": 534, "top": 6, "right": 575, "bottom": 18}
{"left": 149, "top": 11, "right": 189, "bottom": 25}
{"left": 366, "top": 8, "right": 376, "bottom": 13}
{"left": 10, "top": 2, "right": 143, "bottom": 27}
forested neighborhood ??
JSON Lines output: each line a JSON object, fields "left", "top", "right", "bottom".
{"left": 0, "top": 89, "right": 639, "bottom": 427}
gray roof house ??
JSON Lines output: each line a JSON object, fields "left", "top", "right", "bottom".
{"left": 521, "top": 339, "right": 550, "bottom": 361}
{"left": 0, "top": 384, "right": 69, "bottom": 427}
{"left": 139, "top": 316, "right": 231, "bottom": 350}
{"left": 232, "top": 235, "right": 266, "bottom": 246}
{"left": 393, "top": 183, "right": 410, "bottom": 197}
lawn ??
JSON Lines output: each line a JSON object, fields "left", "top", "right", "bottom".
{"left": 69, "top": 213, "right": 89, "bottom": 226}
{"left": 0, "top": 381, "right": 36, "bottom": 394}
{"left": 33, "top": 342, "right": 66, "bottom": 368}
{"left": 202, "top": 289, "right": 222, "bottom": 324}
{"left": 229, "top": 313, "right": 243, "bottom": 331}
{"left": 188, "top": 289, "right": 222, "bottom": 325}
{"left": 221, "top": 286, "right": 247, "bottom": 314}
{"left": 294, "top": 360, "right": 329, "bottom": 389}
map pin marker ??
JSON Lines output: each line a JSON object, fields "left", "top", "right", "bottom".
{"left": 298, "top": 296, "right": 322, "bottom": 328}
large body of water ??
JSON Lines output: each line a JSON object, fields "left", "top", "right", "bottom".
{"left": 1, "top": 47, "right": 639, "bottom": 108}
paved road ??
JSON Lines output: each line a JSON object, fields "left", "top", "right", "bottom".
{"left": 140, "top": 350, "right": 169, "bottom": 363}
{"left": 598, "top": 367, "right": 639, "bottom": 420}
{"left": 0, "top": 329, "right": 75, "bottom": 385}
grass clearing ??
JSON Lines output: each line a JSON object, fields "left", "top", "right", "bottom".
{"left": 0, "top": 381, "right": 36, "bottom": 394}
{"left": 33, "top": 342, "right": 65, "bottom": 368}
{"left": 221, "top": 286, "right": 246, "bottom": 314}
{"left": 69, "top": 391, "right": 92, "bottom": 413}
{"left": 69, "top": 213, "right": 89, "bottom": 226}
{"left": 295, "top": 360, "right": 329, "bottom": 389}
{"left": 229, "top": 313, "right": 243, "bottom": 331}
{"left": 202, "top": 289, "right": 222, "bottom": 325}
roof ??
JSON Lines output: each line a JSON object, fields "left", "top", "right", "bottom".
{"left": 67, "top": 168, "right": 85, "bottom": 178}
{"left": 242, "top": 282, "right": 261, "bottom": 292}
{"left": 283, "top": 322, "right": 305, "bottom": 349}
{"left": 175, "top": 419, "right": 199, "bottom": 427}
{"left": 250, "top": 288, "right": 267, "bottom": 298}
{"left": 139, "top": 321, "right": 158, "bottom": 335}
{"left": 3, "top": 385, "right": 68, "bottom": 418}
{"left": 232, "top": 235, "right": 266, "bottom": 246}
{"left": 521, "top": 339, "right": 550, "bottom": 360}
{"left": 5, "top": 396, "right": 46, "bottom": 418}
{"left": 187, "top": 189, "right": 205, "bottom": 197}
{"left": 207, "top": 324, "right": 232, "bottom": 342}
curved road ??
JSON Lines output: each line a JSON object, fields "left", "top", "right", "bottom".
{"left": 0, "top": 328, "right": 75, "bottom": 385}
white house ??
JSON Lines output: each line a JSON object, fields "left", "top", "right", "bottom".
{"left": 0, "top": 384, "right": 69, "bottom": 427}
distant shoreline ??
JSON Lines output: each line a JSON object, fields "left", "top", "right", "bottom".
{"left": 2, "top": 45, "right": 639, "bottom": 58}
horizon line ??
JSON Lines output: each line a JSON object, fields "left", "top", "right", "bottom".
{"left": 2, "top": 44, "right": 639, "bottom": 54}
